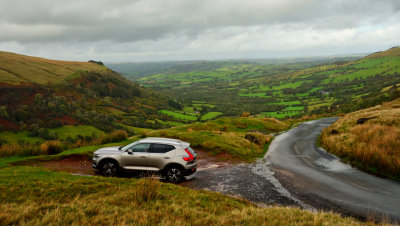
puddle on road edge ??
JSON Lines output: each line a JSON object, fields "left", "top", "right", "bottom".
{"left": 250, "top": 158, "right": 316, "bottom": 212}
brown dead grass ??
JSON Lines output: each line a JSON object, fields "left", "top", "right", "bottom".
{"left": 0, "top": 51, "right": 107, "bottom": 85}
{"left": 321, "top": 98, "right": 400, "bottom": 178}
{"left": 0, "top": 166, "right": 374, "bottom": 225}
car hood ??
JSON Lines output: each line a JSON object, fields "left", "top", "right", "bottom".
{"left": 94, "top": 146, "right": 122, "bottom": 155}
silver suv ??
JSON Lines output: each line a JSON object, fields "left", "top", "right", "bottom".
{"left": 92, "top": 137, "right": 197, "bottom": 183}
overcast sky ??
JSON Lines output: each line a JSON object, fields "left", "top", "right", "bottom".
{"left": 0, "top": 0, "right": 399, "bottom": 62}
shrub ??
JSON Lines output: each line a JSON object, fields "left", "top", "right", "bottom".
{"left": 40, "top": 140, "right": 63, "bottom": 155}
{"left": 99, "top": 130, "right": 128, "bottom": 144}
{"left": 0, "top": 143, "right": 40, "bottom": 157}
{"left": 241, "top": 112, "right": 250, "bottom": 117}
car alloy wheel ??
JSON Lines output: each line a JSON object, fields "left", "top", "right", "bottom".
{"left": 102, "top": 162, "right": 117, "bottom": 177}
{"left": 166, "top": 167, "right": 183, "bottom": 183}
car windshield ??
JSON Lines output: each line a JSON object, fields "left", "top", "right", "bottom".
{"left": 120, "top": 141, "right": 138, "bottom": 151}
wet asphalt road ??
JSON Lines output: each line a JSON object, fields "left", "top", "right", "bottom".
{"left": 184, "top": 163, "right": 300, "bottom": 207}
{"left": 267, "top": 117, "right": 400, "bottom": 222}
{"left": 185, "top": 117, "right": 400, "bottom": 223}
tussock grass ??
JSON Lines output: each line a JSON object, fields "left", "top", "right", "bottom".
{"left": 0, "top": 143, "right": 40, "bottom": 157}
{"left": 98, "top": 130, "right": 128, "bottom": 144}
{"left": 321, "top": 98, "right": 400, "bottom": 178}
{"left": 40, "top": 140, "right": 63, "bottom": 155}
{"left": 0, "top": 166, "right": 369, "bottom": 225}
{"left": 134, "top": 177, "right": 161, "bottom": 203}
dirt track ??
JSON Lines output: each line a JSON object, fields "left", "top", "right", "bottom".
{"left": 32, "top": 150, "right": 301, "bottom": 207}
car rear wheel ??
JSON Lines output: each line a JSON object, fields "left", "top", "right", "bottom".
{"left": 101, "top": 161, "right": 118, "bottom": 177}
{"left": 165, "top": 166, "right": 183, "bottom": 183}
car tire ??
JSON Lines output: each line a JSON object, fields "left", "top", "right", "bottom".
{"left": 100, "top": 160, "right": 119, "bottom": 177}
{"left": 165, "top": 166, "right": 183, "bottom": 183}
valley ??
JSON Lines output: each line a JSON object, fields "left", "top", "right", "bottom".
{"left": 110, "top": 47, "right": 400, "bottom": 120}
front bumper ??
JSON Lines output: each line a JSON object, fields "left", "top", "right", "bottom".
{"left": 92, "top": 159, "right": 100, "bottom": 169}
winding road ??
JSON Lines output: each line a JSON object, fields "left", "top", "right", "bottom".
{"left": 267, "top": 117, "right": 400, "bottom": 222}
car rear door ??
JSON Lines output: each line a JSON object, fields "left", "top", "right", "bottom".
{"left": 121, "top": 143, "right": 150, "bottom": 170}
{"left": 147, "top": 143, "right": 176, "bottom": 171}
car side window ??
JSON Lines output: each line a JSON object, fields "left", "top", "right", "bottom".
{"left": 165, "top": 145, "right": 175, "bottom": 153}
{"left": 131, "top": 143, "right": 150, "bottom": 153}
{"left": 149, "top": 144, "right": 175, "bottom": 153}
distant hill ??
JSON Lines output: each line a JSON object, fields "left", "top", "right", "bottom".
{"left": 366, "top": 46, "right": 400, "bottom": 58}
{"left": 0, "top": 51, "right": 108, "bottom": 85}
{"left": 0, "top": 51, "right": 176, "bottom": 133}
{"left": 107, "top": 56, "right": 361, "bottom": 80}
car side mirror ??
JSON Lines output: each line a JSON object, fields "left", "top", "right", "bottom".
{"left": 127, "top": 150, "right": 133, "bottom": 155}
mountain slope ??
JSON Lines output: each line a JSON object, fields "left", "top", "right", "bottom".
{"left": 0, "top": 51, "right": 107, "bottom": 85}
{"left": 0, "top": 51, "right": 173, "bottom": 134}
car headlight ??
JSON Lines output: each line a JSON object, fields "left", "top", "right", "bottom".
{"left": 94, "top": 153, "right": 102, "bottom": 159}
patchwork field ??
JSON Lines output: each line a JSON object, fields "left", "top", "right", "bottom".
{"left": 110, "top": 47, "right": 400, "bottom": 120}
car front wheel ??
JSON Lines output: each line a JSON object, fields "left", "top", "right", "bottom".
{"left": 165, "top": 166, "right": 183, "bottom": 183}
{"left": 101, "top": 161, "right": 118, "bottom": 177}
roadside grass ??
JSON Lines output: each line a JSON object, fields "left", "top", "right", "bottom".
{"left": 146, "top": 117, "right": 288, "bottom": 162}
{"left": 0, "top": 166, "right": 368, "bottom": 225}
{"left": 321, "top": 98, "right": 400, "bottom": 179}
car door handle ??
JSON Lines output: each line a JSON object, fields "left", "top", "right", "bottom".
{"left": 164, "top": 157, "right": 170, "bottom": 159}
{"left": 140, "top": 156, "right": 147, "bottom": 158}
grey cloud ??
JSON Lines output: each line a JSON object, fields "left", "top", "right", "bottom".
{"left": 1, "top": 0, "right": 399, "bottom": 43}
{"left": 0, "top": 0, "right": 399, "bottom": 61}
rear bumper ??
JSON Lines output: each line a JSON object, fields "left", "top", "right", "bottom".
{"left": 184, "top": 167, "right": 197, "bottom": 176}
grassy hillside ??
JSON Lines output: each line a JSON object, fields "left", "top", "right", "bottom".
{"left": 146, "top": 116, "right": 289, "bottom": 162}
{"left": 111, "top": 47, "right": 400, "bottom": 119}
{"left": 321, "top": 98, "right": 400, "bottom": 179}
{"left": 0, "top": 51, "right": 185, "bottom": 147}
{"left": 0, "top": 51, "right": 107, "bottom": 85}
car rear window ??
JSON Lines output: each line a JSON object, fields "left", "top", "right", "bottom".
{"left": 186, "top": 146, "right": 196, "bottom": 155}
{"left": 149, "top": 144, "right": 175, "bottom": 153}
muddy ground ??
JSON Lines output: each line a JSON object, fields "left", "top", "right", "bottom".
{"left": 29, "top": 151, "right": 304, "bottom": 208}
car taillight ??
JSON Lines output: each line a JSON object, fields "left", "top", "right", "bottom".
{"left": 183, "top": 148, "right": 194, "bottom": 161}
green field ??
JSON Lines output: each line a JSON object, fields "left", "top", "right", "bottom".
{"left": 0, "top": 131, "right": 44, "bottom": 144}
{"left": 200, "top": 112, "right": 223, "bottom": 121}
{"left": 258, "top": 111, "right": 300, "bottom": 119}
{"left": 109, "top": 47, "right": 400, "bottom": 120}
{"left": 49, "top": 125, "right": 104, "bottom": 139}
{"left": 159, "top": 110, "right": 198, "bottom": 121}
